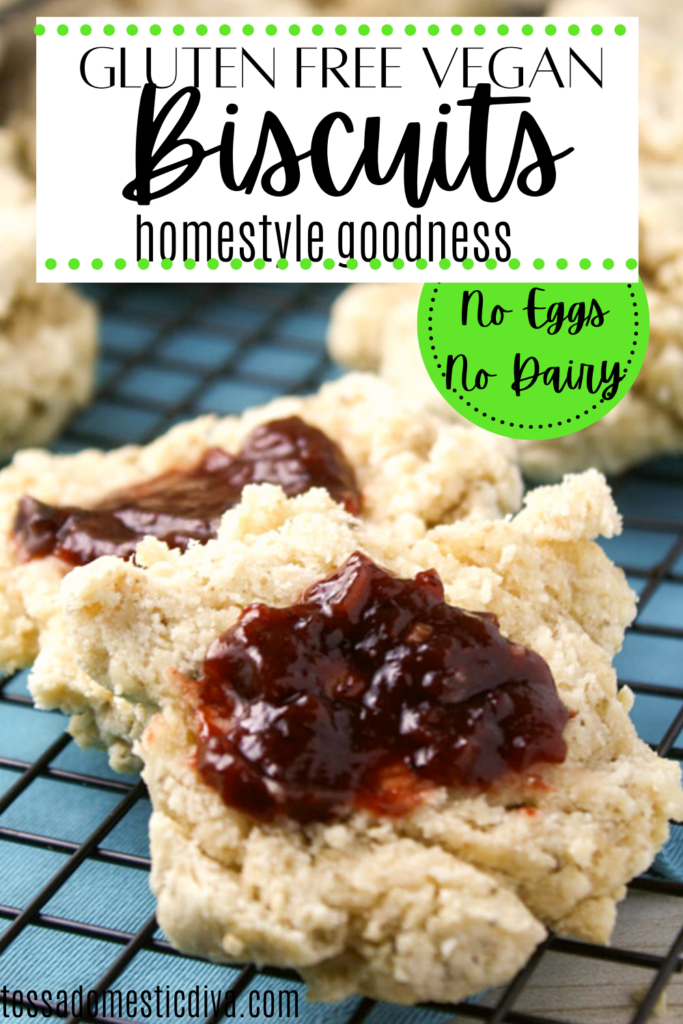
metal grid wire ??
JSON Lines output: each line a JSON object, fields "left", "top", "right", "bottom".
{"left": 1, "top": 280, "right": 683, "bottom": 1024}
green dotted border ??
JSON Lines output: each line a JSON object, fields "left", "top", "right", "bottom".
{"left": 35, "top": 20, "right": 629, "bottom": 36}
{"left": 44, "top": 257, "right": 639, "bottom": 272}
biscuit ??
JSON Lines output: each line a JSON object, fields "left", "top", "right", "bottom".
{"left": 328, "top": 283, "right": 683, "bottom": 478}
{"left": 0, "top": 373, "right": 521, "bottom": 771}
{"left": 550, "top": 0, "right": 683, "bottom": 165}
{"left": 635, "top": 162, "right": 683, "bottom": 426}
{"left": 327, "top": 0, "right": 683, "bottom": 478}
{"left": 551, "top": 1, "right": 683, "bottom": 439}
{"left": 311, "top": 0, "right": 541, "bottom": 17}
{"left": 60, "top": 472, "right": 683, "bottom": 1004}
{"left": 0, "top": 129, "right": 97, "bottom": 460}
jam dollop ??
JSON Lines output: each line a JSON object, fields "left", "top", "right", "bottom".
{"left": 13, "top": 417, "right": 361, "bottom": 566}
{"left": 195, "top": 552, "right": 568, "bottom": 823}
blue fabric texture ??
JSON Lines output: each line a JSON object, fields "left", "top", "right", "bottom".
{"left": 654, "top": 825, "right": 683, "bottom": 880}
{"left": 604, "top": 521, "right": 683, "bottom": 882}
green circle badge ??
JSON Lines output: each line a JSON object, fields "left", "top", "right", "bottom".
{"left": 418, "top": 280, "right": 649, "bottom": 440}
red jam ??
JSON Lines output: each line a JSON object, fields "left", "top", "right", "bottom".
{"left": 13, "top": 417, "right": 361, "bottom": 566}
{"left": 195, "top": 552, "right": 568, "bottom": 823}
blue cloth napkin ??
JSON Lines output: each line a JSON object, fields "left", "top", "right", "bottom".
{"left": 628, "top": 689, "right": 683, "bottom": 882}
{"left": 654, "top": 824, "right": 683, "bottom": 881}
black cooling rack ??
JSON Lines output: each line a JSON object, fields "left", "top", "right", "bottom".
{"left": 1, "top": 280, "right": 682, "bottom": 1024}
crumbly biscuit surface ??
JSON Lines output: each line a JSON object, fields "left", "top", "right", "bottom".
{"left": 0, "top": 128, "right": 97, "bottom": 461}
{"left": 0, "top": 373, "right": 521, "bottom": 770}
{"left": 60, "top": 472, "right": 683, "bottom": 1004}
